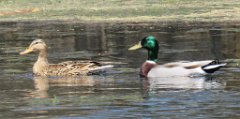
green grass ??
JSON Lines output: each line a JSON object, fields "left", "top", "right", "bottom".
{"left": 1, "top": 0, "right": 240, "bottom": 22}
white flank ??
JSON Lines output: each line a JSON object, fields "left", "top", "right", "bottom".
{"left": 90, "top": 65, "right": 114, "bottom": 71}
{"left": 203, "top": 63, "right": 226, "bottom": 70}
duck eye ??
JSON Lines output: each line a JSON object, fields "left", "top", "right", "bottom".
{"left": 34, "top": 42, "right": 40, "bottom": 45}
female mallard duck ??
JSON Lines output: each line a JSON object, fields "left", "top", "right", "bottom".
{"left": 129, "top": 36, "right": 226, "bottom": 78}
{"left": 20, "top": 39, "right": 113, "bottom": 77}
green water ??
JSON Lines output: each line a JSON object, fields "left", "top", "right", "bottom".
{"left": 0, "top": 21, "right": 240, "bottom": 118}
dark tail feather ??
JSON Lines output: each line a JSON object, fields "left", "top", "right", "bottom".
{"left": 202, "top": 60, "right": 226, "bottom": 73}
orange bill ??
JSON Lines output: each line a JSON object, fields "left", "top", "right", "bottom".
{"left": 20, "top": 47, "right": 34, "bottom": 55}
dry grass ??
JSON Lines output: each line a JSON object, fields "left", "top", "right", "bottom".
{"left": 0, "top": 0, "right": 240, "bottom": 22}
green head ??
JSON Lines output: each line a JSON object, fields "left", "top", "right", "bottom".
{"left": 129, "top": 36, "right": 159, "bottom": 62}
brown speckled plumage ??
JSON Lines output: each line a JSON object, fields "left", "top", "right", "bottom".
{"left": 20, "top": 39, "right": 112, "bottom": 77}
{"left": 46, "top": 61, "right": 102, "bottom": 76}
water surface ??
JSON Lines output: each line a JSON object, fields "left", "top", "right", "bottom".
{"left": 0, "top": 22, "right": 240, "bottom": 118}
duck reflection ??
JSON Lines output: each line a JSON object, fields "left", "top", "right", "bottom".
{"left": 33, "top": 77, "right": 49, "bottom": 98}
{"left": 143, "top": 76, "right": 226, "bottom": 91}
{"left": 31, "top": 76, "right": 96, "bottom": 98}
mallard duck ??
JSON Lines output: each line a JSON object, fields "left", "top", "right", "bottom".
{"left": 20, "top": 39, "right": 113, "bottom": 77}
{"left": 128, "top": 36, "right": 226, "bottom": 78}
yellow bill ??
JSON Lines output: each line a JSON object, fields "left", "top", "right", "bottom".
{"left": 128, "top": 42, "right": 142, "bottom": 50}
{"left": 20, "top": 47, "right": 34, "bottom": 55}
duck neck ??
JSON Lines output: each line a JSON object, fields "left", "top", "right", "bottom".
{"left": 33, "top": 49, "right": 49, "bottom": 76}
{"left": 147, "top": 49, "right": 158, "bottom": 62}
{"left": 37, "top": 49, "right": 48, "bottom": 64}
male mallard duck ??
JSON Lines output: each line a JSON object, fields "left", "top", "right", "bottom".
{"left": 20, "top": 39, "right": 113, "bottom": 77}
{"left": 128, "top": 36, "right": 226, "bottom": 78}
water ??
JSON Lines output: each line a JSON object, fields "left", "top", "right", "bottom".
{"left": 1, "top": 21, "right": 240, "bottom": 118}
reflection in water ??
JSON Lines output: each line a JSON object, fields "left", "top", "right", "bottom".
{"left": 1, "top": 22, "right": 240, "bottom": 118}
{"left": 144, "top": 76, "right": 226, "bottom": 90}
{"left": 31, "top": 76, "right": 95, "bottom": 98}
{"left": 1, "top": 22, "right": 240, "bottom": 60}
{"left": 33, "top": 77, "right": 49, "bottom": 98}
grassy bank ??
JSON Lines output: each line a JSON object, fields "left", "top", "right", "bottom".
{"left": 1, "top": 0, "right": 240, "bottom": 22}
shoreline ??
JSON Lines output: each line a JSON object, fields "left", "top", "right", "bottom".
{"left": 1, "top": 19, "right": 240, "bottom": 30}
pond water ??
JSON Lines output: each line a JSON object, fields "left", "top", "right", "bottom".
{"left": 0, "top": 21, "right": 240, "bottom": 118}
